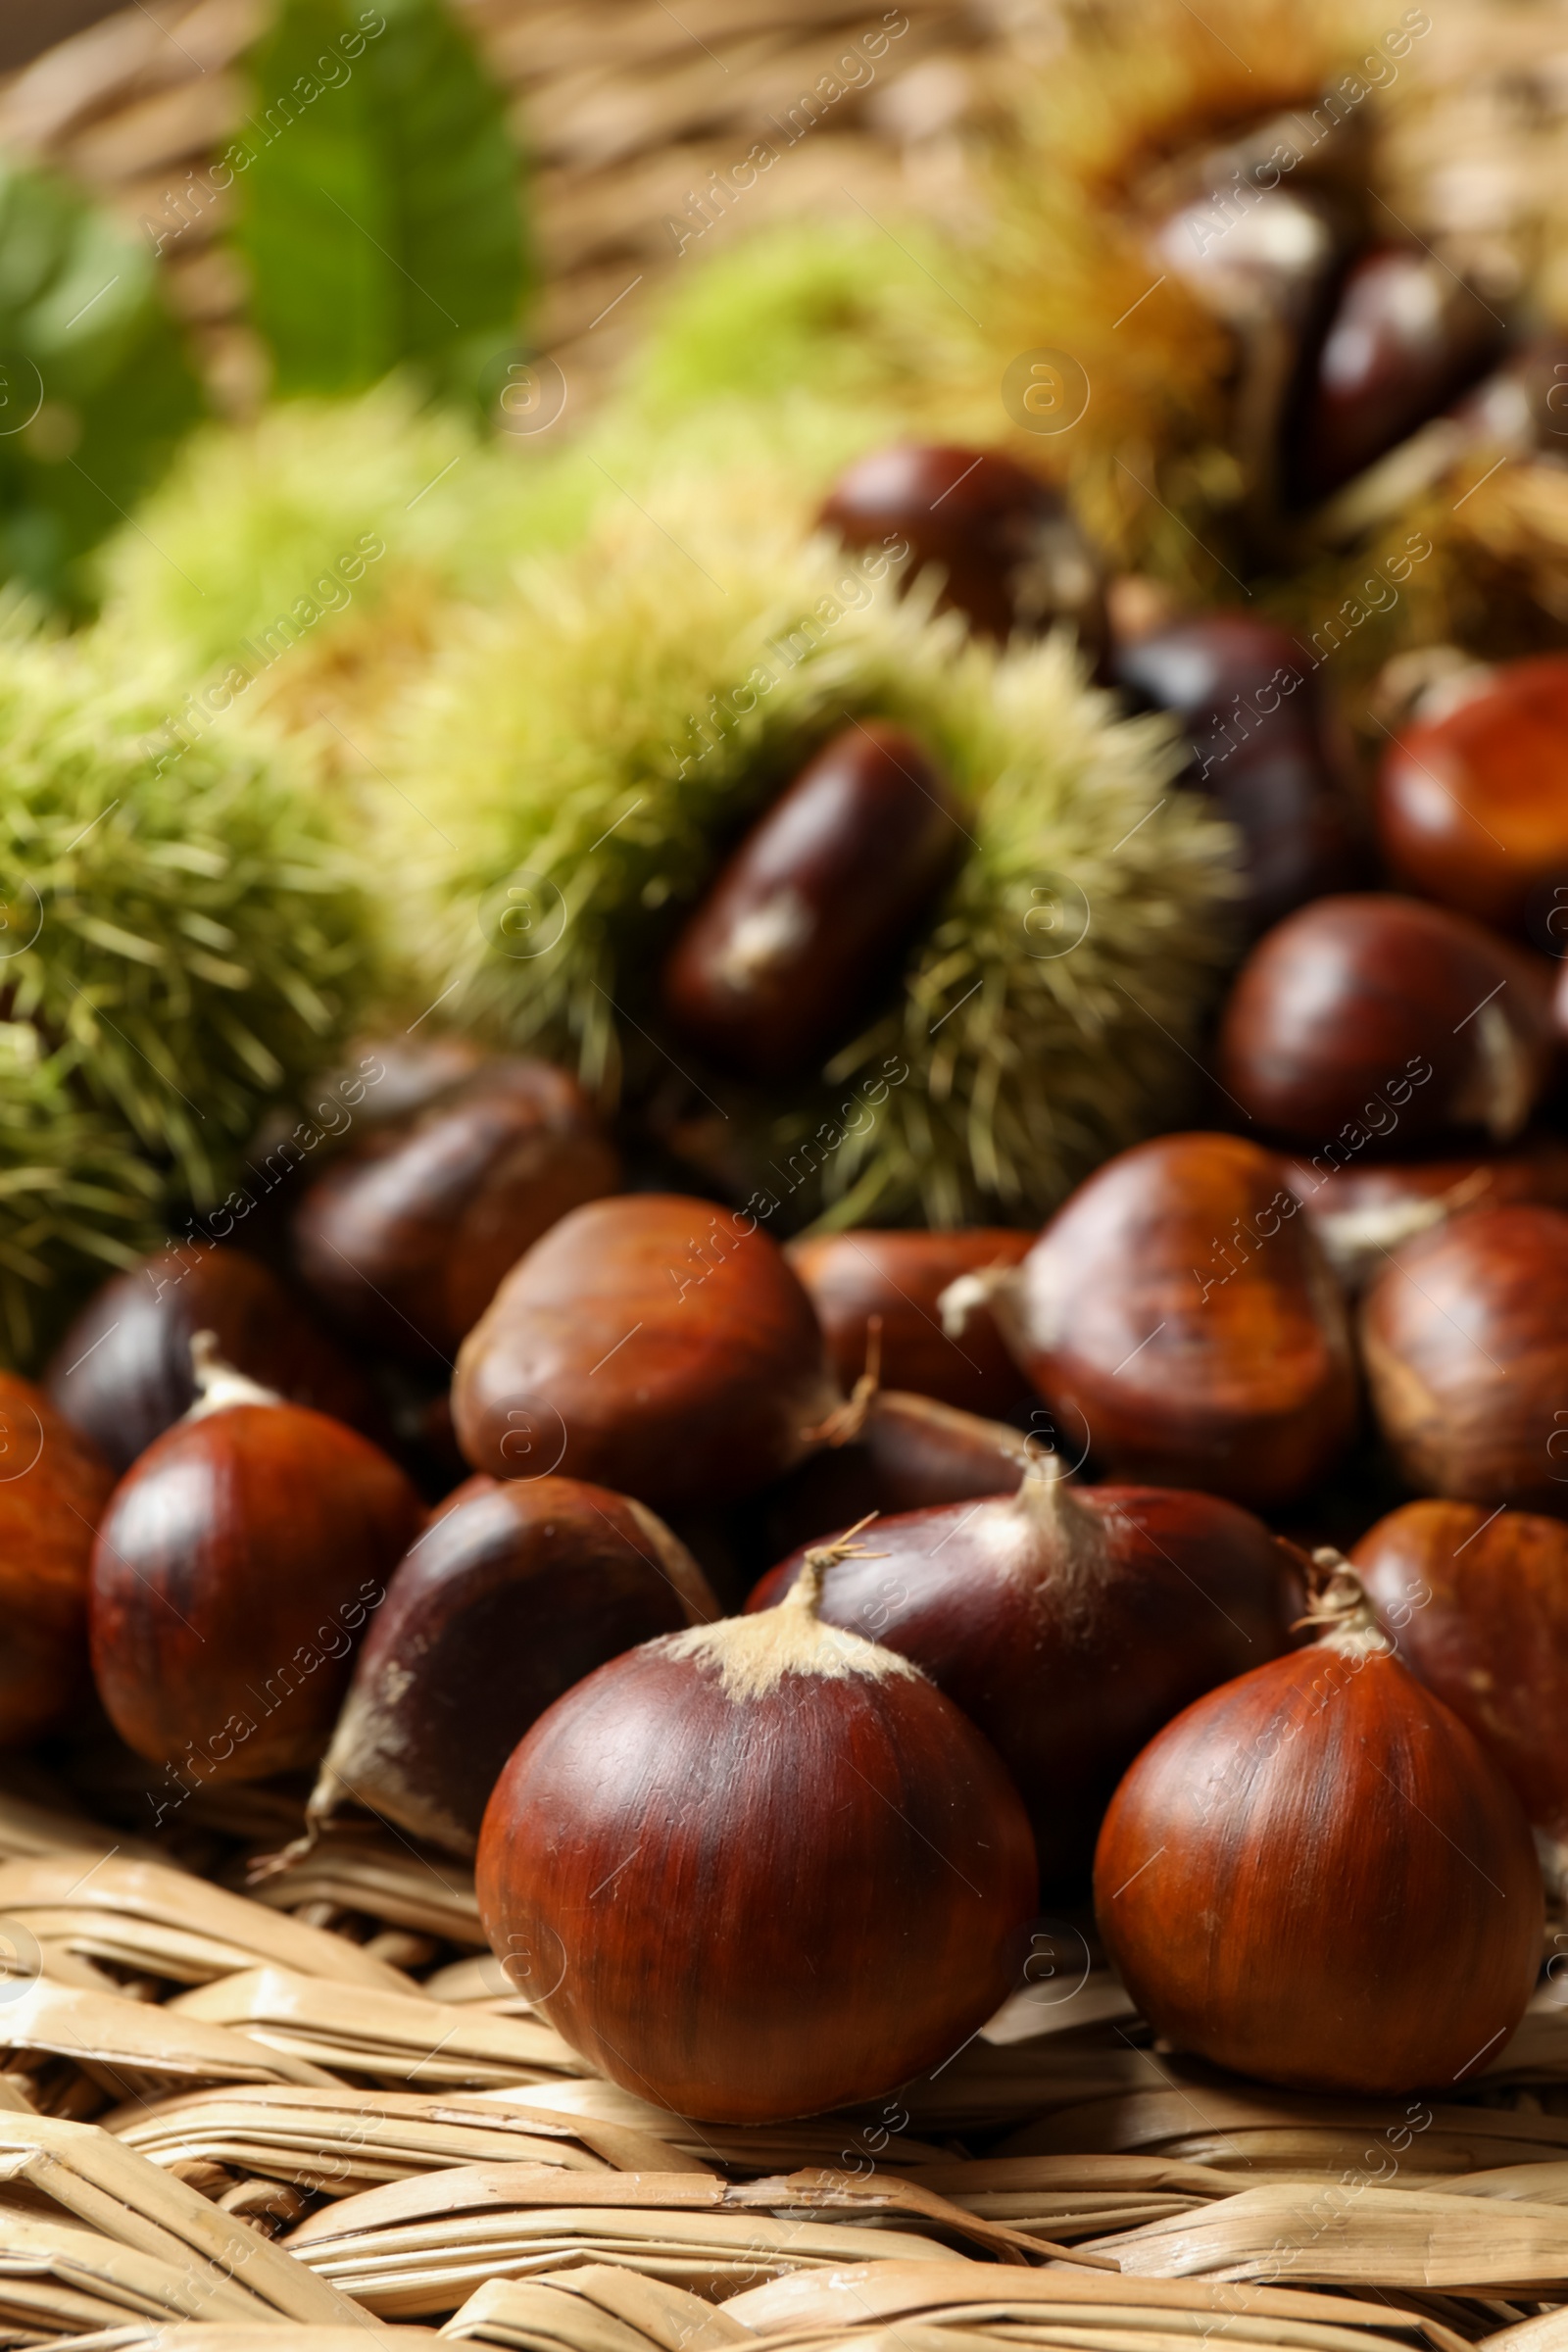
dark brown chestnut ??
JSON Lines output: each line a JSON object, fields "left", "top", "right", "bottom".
{"left": 45, "top": 1242, "right": 382, "bottom": 1478}
{"left": 1290, "top": 245, "right": 1506, "bottom": 506}
{"left": 752, "top": 1463, "right": 1302, "bottom": 1886}
{"left": 306, "top": 1473, "right": 718, "bottom": 1856}
{"left": 292, "top": 1057, "right": 620, "bottom": 1364}
{"left": 819, "top": 442, "right": 1107, "bottom": 654}
{"left": 476, "top": 1536, "right": 1038, "bottom": 2122}
{"left": 1354, "top": 1498, "right": 1568, "bottom": 1858}
{"left": 661, "top": 721, "right": 965, "bottom": 1079}
{"left": 1283, "top": 1136, "right": 1568, "bottom": 1289}
{"left": 1218, "top": 895, "right": 1555, "bottom": 1147}
{"left": 1094, "top": 1558, "right": 1542, "bottom": 2094}
{"left": 753, "top": 1384, "right": 1032, "bottom": 1566}
{"left": 1378, "top": 656, "right": 1568, "bottom": 947}
{"left": 1111, "top": 614, "right": 1358, "bottom": 929}
{"left": 452, "top": 1194, "right": 838, "bottom": 1513}
{"left": 786, "top": 1228, "right": 1032, "bottom": 1416}
{"left": 0, "top": 1374, "right": 114, "bottom": 1745}
{"left": 89, "top": 1341, "right": 424, "bottom": 1782}
{"left": 1360, "top": 1202, "right": 1568, "bottom": 1512}
{"left": 950, "top": 1133, "right": 1357, "bottom": 1506}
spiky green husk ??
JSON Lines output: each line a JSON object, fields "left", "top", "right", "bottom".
{"left": 383, "top": 473, "right": 1241, "bottom": 1227}
{"left": 0, "top": 624, "right": 377, "bottom": 1358}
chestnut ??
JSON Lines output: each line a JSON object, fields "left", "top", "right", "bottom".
{"left": 1353, "top": 1499, "right": 1568, "bottom": 1859}
{"left": 1359, "top": 1202, "right": 1568, "bottom": 1512}
{"left": 1111, "top": 614, "right": 1358, "bottom": 930}
{"left": 1283, "top": 1136, "right": 1568, "bottom": 1289}
{"left": 476, "top": 1535, "right": 1038, "bottom": 2122}
{"left": 452, "top": 1193, "right": 837, "bottom": 1513}
{"left": 1289, "top": 245, "right": 1506, "bottom": 506}
{"left": 661, "top": 722, "right": 965, "bottom": 1080}
{"left": 952, "top": 1133, "right": 1357, "bottom": 1506}
{"left": 1218, "top": 895, "right": 1555, "bottom": 1147}
{"left": 753, "top": 1385, "right": 1032, "bottom": 1566}
{"left": 818, "top": 441, "right": 1107, "bottom": 655}
{"left": 307, "top": 1473, "right": 718, "bottom": 1856}
{"left": 1378, "top": 656, "right": 1568, "bottom": 947}
{"left": 0, "top": 1374, "right": 114, "bottom": 1745}
{"left": 89, "top": 1340, "right": 424, "bottom": 1781}
{"left": 1095, "top": 1559, "right": 1543, "bottom": 2094}
{"left": 752, "top": 1463, "right": 1302, "bottom": 1887}
{"left": 786, "top": 1228, "right": 1032, "bottom": 1417}
{"left": 292, "top": 1057, "right": 620, "bottom": 1364}
{"left": 45, "top": 1242, "right": 382, "bottom": 1477}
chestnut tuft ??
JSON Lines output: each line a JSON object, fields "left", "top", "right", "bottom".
{"left": 1283, "top": 1136, "right": 1568, "bottom": 1290}
{"left": 786, "top": 1228, "right": 1032, "bottom": 1417}
{"left": 477, "top": 1528, "right": 1038, "bottom": 2122}
{"left": 951, "top": 1133, "right": 1357, "bottom": 1506}
{"left": 45, "top": 1242, "right": 382, "bottom": 1477}
{"left": 0, "top": 1374, "right": 114, "bottom": 1745}
{"left": 89, "top": 1338, "right": 424, "bottom": 1782}
{"left": 752, "top": 1462, "right": 1302, "bottom": 1886}
{"left": 306, "top": 1473, "right": 717, "bottom": 1857}
{"left": 452, "top": 1193, "right": 838, "bottom": 1513}
{"left": 1218, "top": 894, "right": 1554, "bottom": 1148}
{"left": 292, "top": 1057, "right": 620, "bottom": 1364}
{"left": 1095, "top": 1557, "right": 1543, "bottom": 2094}
{"left": 1354, "top": 1498, "right": 1568, "bottom": 1862}
{"left": 819, "top": 442, "right": 1107, "bottom": 654}
{"left": 1359, "top": 1202, "right": 1568, "bottom": 1511}
{"left": 661, "top": 721, "right": 966, "bottom": 1080}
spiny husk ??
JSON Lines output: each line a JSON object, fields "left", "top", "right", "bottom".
{"left": 0, "top": 625, "right": 375, "bottom": 1360}
{"left": 385, "top": 472, "right": 1240, "bottom": 1227}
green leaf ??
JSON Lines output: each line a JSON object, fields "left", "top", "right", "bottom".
{"left": 234, "top": 0, "right": 532, "bottom": 402}
{"left": 0, "top": 155, "right": 203, "bottom": 609}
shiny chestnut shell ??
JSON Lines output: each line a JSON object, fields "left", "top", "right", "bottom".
{"left": 1218, "top": 895, "right": 1554, "bottom": 1147}
{"left": 45, "top": 1244, "right": 381, "bottom": 1477}
{"left": 1094, "top": 1596, "right": 1543, "bottom": 2094}
{"left": 309, "top": 1473, "right": 717, "bottom": 1855}
{"left": 0, "top": 1374, "right": 114, "bottom": 1744}
{"left": 661, "top": 721, "right": 965, "bottom": 1079}
{"left": 1360, "top": 1201, "right": 1568, "bottom": 1511}
{"left": 452, "top": 1194, "right": 837, "bottom": 1512}
{"left": 753, "top": 1388, "right": 1031, "bottom": 1566}
{"left": 986, "top": 1133, "right": 1357, "bottom": 1506}
{"left": 292, "top": 1058, "right": 620, "bottom": 1363}
{"left": 819, "top": 441, "right": 1107, "bottom": 654}
{"left": 1378, "top": 657, "right": 1568, "bottom": 944}
{"left": 786, "top": 1228, "right": 1032, "bottom": 1416}
{"left": 1290, "top": 245, "right": 1505, "bottom": 506}
{"left": 89, "top": 1395, "right": 424, "bottom": 1781}
{"left": 752, "top": 1469, "right": 1302, "bottom": 1886}
{"left": 1283, "top": 1136, "right": 1568, "bottom": 1289}
{"left": 1355, "top": 1498, "right": 1568, "bottom": 1845}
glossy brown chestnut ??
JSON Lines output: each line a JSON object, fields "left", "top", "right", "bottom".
{"left": 819, "top": 442, "right": 1107, "bottom": 654}
{"left": 292, "top": 1058, "right": 620, "bottom": 1364}
{"left": 1379, "top": 657, "right": 1568, "bottom": 946}
{"left": 476, "top": 1542, "right": 1038, "bottom": 2121}
{"left": 661, "top": 722, "right": 965, "bottom": 1079}
{"left": 752, "top": 1464, "right": 1302, "bottom": 1886}
{"left": 1094, "top": 1562, "right": 1543, "bottom": 2093}
{"left": 786, "top": 1228, "right": 1033, "bottom": 1416}
{"left": 1290, "top": 245, "right": 1506, "bottom": 506}
{"left": 754, "top": 1386, "right": 1032, "bottom": 1566}
{"left": 307, "top": 1474, "right": 716, "bottom": 1856}
{"left": 1218, "top": 895, "right": 1554, "bottom": 1147}
{"left": 89, "top": 1345, "right": 424, "bottom": 1782}
{"left": 45, "top": 1242, "right": 382, "bottom": 1477}
{"left": 0, "top": 1375, "right": 114, "bottom": 1744}
{"left": 1111, "top": 614, "right": 1358, "bottom": 930}
{"left": 1282, "top": 1136, "right": 1568, "bottom": 1289}
{"left": 452, "top": 1194, "right": 837, "bottom": 1513}
{"left": 956, "top": 1133, "right": 1357, "bottom": 1506}
{"left": 1354, "top": 1499, "right": 1568, "bottom": 1854}
{"left": 1360, "top": 1202, "right": 1568, "bottom": 1511}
